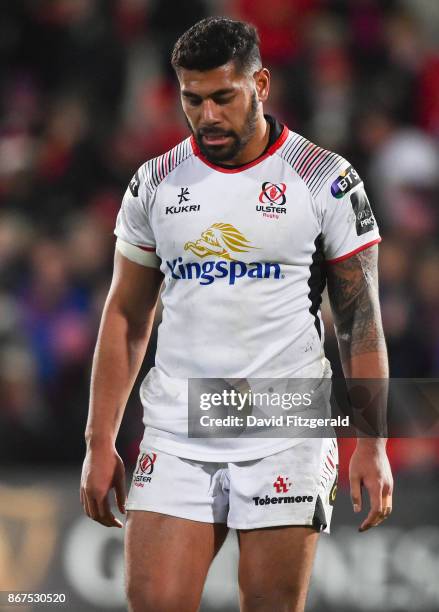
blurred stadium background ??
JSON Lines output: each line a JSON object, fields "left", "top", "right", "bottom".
{"left": 0, "top": 1, "right": 438, "bottom": 610}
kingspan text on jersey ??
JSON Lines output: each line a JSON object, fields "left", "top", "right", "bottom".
{"left": 166, "top": 257, "right": 282, "bottom": 286}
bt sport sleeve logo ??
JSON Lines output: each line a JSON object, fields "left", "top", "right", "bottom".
{"left": 330, "top": 165, "right": 362, "bottom": 198}
{"left": 330, "top": 165, "right": 375, "bottom": 235}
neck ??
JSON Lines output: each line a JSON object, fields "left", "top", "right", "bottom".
{"left": 222, "top": 111, "right": 269, "bottom": 166}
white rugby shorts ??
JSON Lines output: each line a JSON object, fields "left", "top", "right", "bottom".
{"left": 126, "top": 438, "right": 338, "bottom": 533}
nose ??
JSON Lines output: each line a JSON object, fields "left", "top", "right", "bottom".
{"left": 200, "top": 99, "right": 220, "bottom": 125}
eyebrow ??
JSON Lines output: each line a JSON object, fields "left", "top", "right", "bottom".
{"left": 181, "top": 88, "right": 236, "bottom": 99}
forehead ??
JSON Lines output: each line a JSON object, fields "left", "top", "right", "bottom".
{"left": 177, "top": 62, "right": 248, "bottom": 96}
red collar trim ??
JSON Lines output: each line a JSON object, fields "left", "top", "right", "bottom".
{"left": 190, "top": 124, "right": 289, "bottom": 173}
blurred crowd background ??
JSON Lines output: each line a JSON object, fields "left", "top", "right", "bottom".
{"left": 0, "top": 0, "right": 438, "bottom": 478}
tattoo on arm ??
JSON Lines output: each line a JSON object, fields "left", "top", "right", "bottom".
{"left": 327, "top": 245, "right": 386, "bottom": 360}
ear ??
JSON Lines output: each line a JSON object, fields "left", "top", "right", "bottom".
{"left": 254, "top": 68, "right": 270, "bottom": 103}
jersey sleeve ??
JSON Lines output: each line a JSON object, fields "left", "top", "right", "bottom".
{"left": 114, "top": 166, "right": 160, "bottom": 268}
{"left": 319, "top": 159, "right": 381, "bottom": 263}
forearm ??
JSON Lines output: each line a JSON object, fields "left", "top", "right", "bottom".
{"left": 328, "top": 246, "right": 389, "bottom": 442}
{"left": 336, "top": 307, "right": 388, "bottom": 379}
{"left": 337, "top": 308, "right": 388, "bottom": 444}
{"left": 85, "top": 301, "right": 155, "bottom": 448}
{"left": 328, "top": 246, "right": 388, "bottom": 377}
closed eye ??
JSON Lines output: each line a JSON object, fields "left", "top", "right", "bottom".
{"left": 183, "top": 95, "right": 202, "bottom": 106}
{"left": 212, "top": 95, "right": 235, "bottom": 105}
{"left": 182, "top": 88, "right": 236, "bottom": 106}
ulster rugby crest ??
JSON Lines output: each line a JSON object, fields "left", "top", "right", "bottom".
{"left": 259, "top": 182, "right": 287, "bottom": 206}
{"left": 256, "top": 181, "right": 287, "bottom": 219}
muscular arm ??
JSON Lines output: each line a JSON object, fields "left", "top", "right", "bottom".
{"left": 326, "top": 244, "right": 387, "bottom": 378}
{"left": 86, "top": 250, "right": 163, "bottom": 445}
{"left": 326, "top": 244, "right": 393, "bottom": 531}
{"left": 81, "top": 251, "right": 163, "bottom": 527}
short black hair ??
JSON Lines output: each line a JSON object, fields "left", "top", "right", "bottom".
{"left": 171, "top": 17, "right": 262, "bottom": 74}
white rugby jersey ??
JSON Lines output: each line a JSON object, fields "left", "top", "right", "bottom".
{"left": 114, "top": 120, "right": 381, "bottom": 461}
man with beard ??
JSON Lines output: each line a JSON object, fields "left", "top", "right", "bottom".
{"left": 80, "top": 17, "right": 393, "bottom": 612}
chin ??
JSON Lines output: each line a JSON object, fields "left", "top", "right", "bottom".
{"left": 205, "top": 149, "right": 231, "bottom": 162}
{"left": 203, "top": 144, "right": 239, "bottom": 163}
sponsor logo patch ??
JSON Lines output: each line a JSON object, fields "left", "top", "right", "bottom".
{"left": 178, "top": 187, "right": 190, "bottom": 204}
{"left": 167, "top": 257, "right": 281, "bottom": 286}
{"left": 165, "top": 223, "right": 282, "bottom": 286}
{"left": 330, "top": 165, "right": 362, "bottom": 198}
{"left": 166, "top": 187, "right": 201, "bottom": 215}
{"left": 129, "top": 170, "right": 140, "bottom": 197}
{"left": 166, "top": 204, "right": 200, "bottom": 215}
{"left": 184, "top": 223, "right": 257, "bottom": 261}
{"left": 253, "top": 475, "right": 312, "bottom": 507}
{"left": 253, "top": 494, "right": 314, "bottom": 506}
{"left": 350, "top": 190, "right": 375, "bottom": 235}
{"left": 273, "top": 476, "right": 291, "bottom": 493}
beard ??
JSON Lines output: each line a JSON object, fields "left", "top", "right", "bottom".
{"left": 189, "top": 92, "right": 259, "bottom": 163}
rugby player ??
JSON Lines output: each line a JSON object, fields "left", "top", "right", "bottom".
{"left": 80, "top": 17, "right": 393, "bottom": 612}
